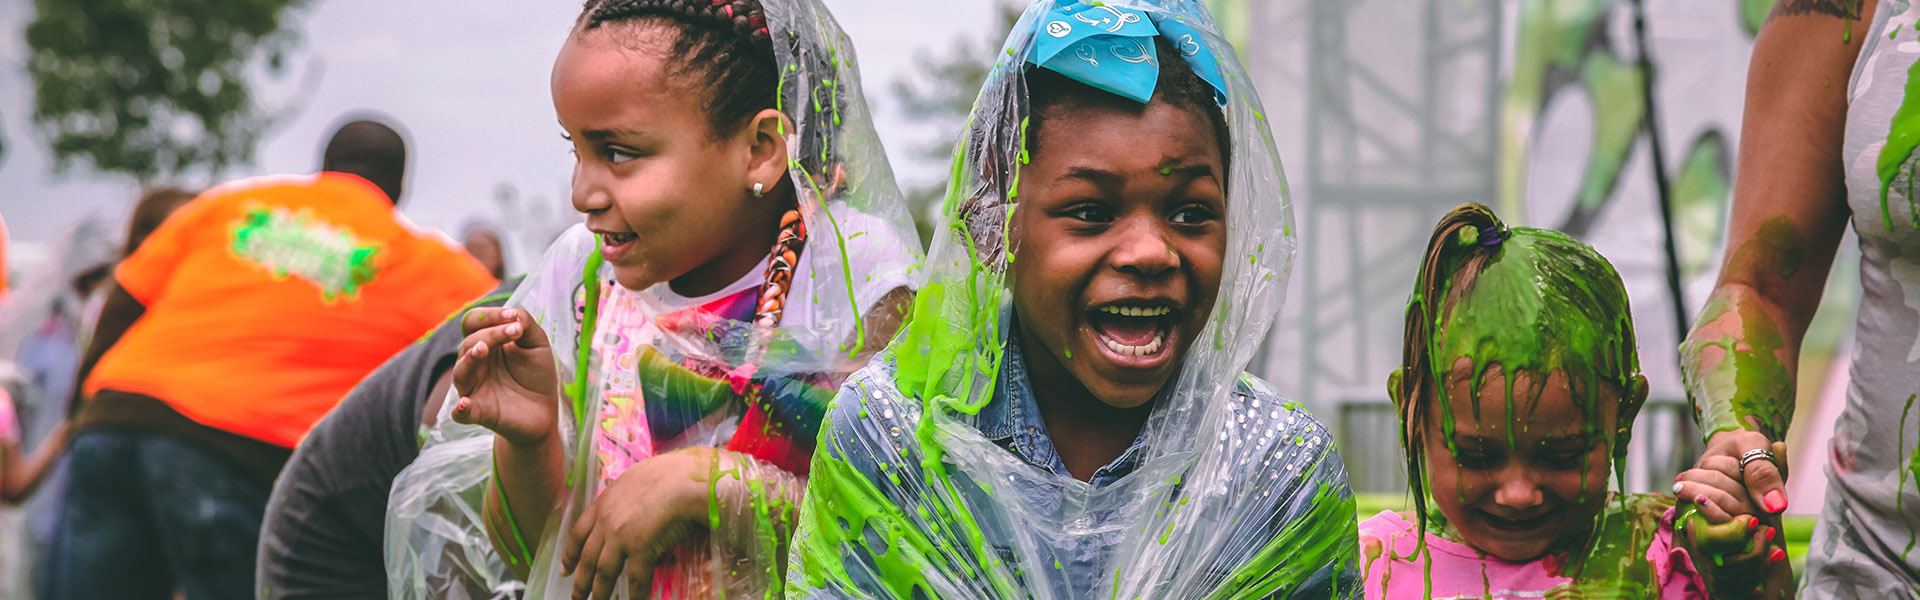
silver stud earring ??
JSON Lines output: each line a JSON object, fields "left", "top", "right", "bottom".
{"left": 752, "top": 182, "right": 765, "bottom": 197}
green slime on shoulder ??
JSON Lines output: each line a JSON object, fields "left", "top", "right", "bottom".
{"left": 1877, "top": 44, "right": 1920, "bottom": 231}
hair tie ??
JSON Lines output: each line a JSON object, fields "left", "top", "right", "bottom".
{"left": 1478, "top": 225, "right": 1506, "bottom": 247}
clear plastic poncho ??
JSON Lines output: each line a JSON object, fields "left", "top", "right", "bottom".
{"left": 384, "top": 1, "right": 922, "bottom": 597}
{"left": 787, "top": 1, "right": 1358, "bottom": 599}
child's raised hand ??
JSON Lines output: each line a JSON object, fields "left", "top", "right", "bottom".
{"left": 449, "top": 307, "right": 560, "bottom": 446}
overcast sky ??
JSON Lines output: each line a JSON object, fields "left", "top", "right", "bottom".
{"left": 0, "top": 0, "right": 998, "bottom": 267}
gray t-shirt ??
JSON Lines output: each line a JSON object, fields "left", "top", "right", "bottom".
{"left": 1810, "top": 0, "right": 1920, "bottom": 596}
{"left": 254, "top": 278, "right": 519, "bottom": 600}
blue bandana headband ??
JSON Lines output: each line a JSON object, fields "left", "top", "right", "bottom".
{"left": 1028, "top": 0, "right": 1229, "bottom": 106}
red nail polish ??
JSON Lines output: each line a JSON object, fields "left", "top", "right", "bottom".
{"left": 1696, "top": 495, "right": 1709, "bottom": 505}
{"left": 1764, "top": 490, "right": 1789, "bottom": 512}
{"left": 1675, "top": 474, "right": 1684, "bottom": 482}
{"left": 1765, "top": 526, "right": 1777, "bottom": 542}
{"left": 1748, "top": 516, "right": 1759, "bottom": 528}
{"left": 1769, "top": 548, "right": 1786, "bottom": 563}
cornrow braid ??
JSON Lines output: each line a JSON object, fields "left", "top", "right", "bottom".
{"left": 576, "top": 0, "right": 780, "bottom": 139}
{"left": 581, "top": 0, "right": 770, "bottom": 42}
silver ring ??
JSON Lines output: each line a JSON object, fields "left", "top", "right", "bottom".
{"left": 1739, "top": 448, "right": 1777, "bottom": 472}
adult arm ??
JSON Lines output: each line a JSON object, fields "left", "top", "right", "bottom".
{"left": 1680, "top": 0, "right": 1873, "bottom": 514}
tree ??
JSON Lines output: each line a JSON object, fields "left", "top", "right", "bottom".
{"left": 25, "top": 0, "right": 312, "bottom": 183}
{"left": 889, "top": 4, "right": 1020, "bottom": 244}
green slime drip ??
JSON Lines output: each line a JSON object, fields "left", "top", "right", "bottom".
{"left": 1876, "top": 47, "right": 1920, "bottom": 231}
{"left": 1902, "top": 393, "right": 1919, "bottom": 561}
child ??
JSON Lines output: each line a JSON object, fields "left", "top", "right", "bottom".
{"left": 1361, "top": 202, "right": 1792, "bottom": 599}
{"left": 788, "top": 1, "right": 1358, "bottom": 598}
{"left": 0, "top": 386, "right": 65, "bottom": 504}
{"left": 384, "top": 1, "right": 921, "bottom": 598}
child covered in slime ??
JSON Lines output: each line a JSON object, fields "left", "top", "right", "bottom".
{"left": 789, "top": 1, "right": 1357, "bottom": 598}
{"left": 1362, "top": 203, "right": 1792, "bottom": 599}
{"left": 384, "top": 0, "right": 920, "bottom": 598}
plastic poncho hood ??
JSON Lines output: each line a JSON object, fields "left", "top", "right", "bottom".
{"left": 788, "top": 1, "right": 1357, "bottom": 598}
{"left": 384, "top": 1, "right": 922, "bottom": 597}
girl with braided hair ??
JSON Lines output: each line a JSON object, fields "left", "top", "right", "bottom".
{"left": 384, "top": 0, "right": 921, "bottom": 598}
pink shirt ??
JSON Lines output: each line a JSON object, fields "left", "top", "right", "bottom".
{"left": 1358, "top": 507, "right": 1707, "bottom": 599}
{"left": 0, "top": 387, "right": 17, "bottom": 444}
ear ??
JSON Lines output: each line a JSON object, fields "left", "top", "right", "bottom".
{"left": 1611, "top": 374, "right": 1650, "bottom": 457}
{"left": 1388, "top": 368, "right": 1407, "bottom": 410}
{"left": 744, "top": 109, "right": 792, "bottom": 195}
{"left": 1617, "top": 374, "right": 1649, "bottom": 424}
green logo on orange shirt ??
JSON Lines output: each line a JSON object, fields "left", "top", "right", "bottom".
{"left": 230, "top": 205, "right": 382, "bottom": 301}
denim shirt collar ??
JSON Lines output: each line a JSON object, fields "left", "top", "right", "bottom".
{"left": 977, "top": 320, "right": 1150, "bottom": 488}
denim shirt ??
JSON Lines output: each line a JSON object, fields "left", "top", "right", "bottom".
{"left": 975, "top": 335, "right": 1148, "bottom": 489}
{"left": 800, "top": 336, "right": 1359, "bottom": 599}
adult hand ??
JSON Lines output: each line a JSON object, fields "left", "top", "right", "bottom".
{"left": 1697, "top": 433, "right": 1790, "bottom": 514}
{"left": 449, "top": 307, "right": 560, "bottom": 447}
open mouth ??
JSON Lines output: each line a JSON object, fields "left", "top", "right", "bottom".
{"left": 1476, "top": 508, "right": 1555, "bottom": 532}
{"left": 597, "top": 231, "right": 638, "bottom": 259}
{"left": 1086, "top": 303, "right": 1178, "bottom": 367}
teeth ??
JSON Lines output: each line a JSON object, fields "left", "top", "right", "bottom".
{"left": 1098, "top": 305, "right": 1171, "bottom": 317}
{"left": 1101, "top": 332, "right": 1164, "bottom": 356}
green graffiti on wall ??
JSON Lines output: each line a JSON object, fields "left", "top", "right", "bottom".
{"left": 1498, "top": 0, "right": 1645, "bottom": 235}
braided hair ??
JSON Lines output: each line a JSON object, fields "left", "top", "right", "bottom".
{"left": 576, "top": 0, "right": 779, "bottom": 139}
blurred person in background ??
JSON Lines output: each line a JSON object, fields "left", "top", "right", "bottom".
{"left": 1, "top": 216, "right": 9, "bottom": 302}
{"left": 255, "top": 274, "right": 521, "bottom": 600}
{"left": 50, "top": 115, "right": 496, "bottom": 600}
{"left": 461, "top": 222, "right": 509, "bottom": 280}
{"left": 0, "top": 187, "right": 197, "bottom": 599}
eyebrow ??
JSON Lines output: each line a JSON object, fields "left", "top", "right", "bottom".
{"left": 1163, "top": 163, "right": 1217, "bottom": 181}
{"left": 579, "top": 127, "right": 646, "bottom": 142}
{"left": 1060, "top": 167, "right": 1125, "bottom": 189}
{"left": 1450, "top": 434, "right": 1590, "bottom": 447}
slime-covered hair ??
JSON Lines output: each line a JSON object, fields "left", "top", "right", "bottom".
{"left": 1394, "top": 202, "right": 1641, "bottom": 542}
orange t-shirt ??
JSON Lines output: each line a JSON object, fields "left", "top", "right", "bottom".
{"left": 85, "top": 172, "right": 497, "bottom": 448}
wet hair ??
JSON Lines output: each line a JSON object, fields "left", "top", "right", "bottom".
{"left": 1394, "top": 202, "right": 1640, "bottom": 541}
{"left": 576, "top": 0, "right": 779, "bottom": 140}
{"left": 126, "top": 187, "right": 197, "bottom": 256}
{"left": 321, "top": 119, "right": 408, "bottom": 205}
{"left": 1024, "top": 37, "right": 1232, "bottom": 183}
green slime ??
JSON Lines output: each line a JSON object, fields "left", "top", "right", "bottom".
{"left": 1679, "top": 225, "right": 1801, "bottom": 441}
{"left": 1877, "top": 36, "right": 1920, "bottom": 231}
{"left": 1403, "top": 215, "right": 1678, "bottom": 597}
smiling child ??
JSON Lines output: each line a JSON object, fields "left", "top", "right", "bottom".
{"left": 788, "top": 1, "right": 1358, "bottom": 598}
{"left": 1362, "top": 203, "right": 1792, "bottom": 599}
